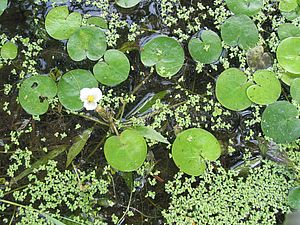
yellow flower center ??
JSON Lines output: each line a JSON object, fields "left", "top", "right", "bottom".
{"left": 87, "top": 95, "right": 95, "bottom": 103}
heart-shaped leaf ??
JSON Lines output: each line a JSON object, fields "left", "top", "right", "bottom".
{"left": 216, "top": 68, "right": 253, "bottom": 111}
{"left": 278, "top": 23, "right": 300, "bottom": 40}
{"left": 104, "top": 129, "right": 147, "bottom": 172}
{"left": 86, "top": 16, "right": 108, "bottom": 29}
{"left": 67, "top": 26, "right": 107, "bottom": 62}
{"left": 261, "top": 101, "right": 300, "bottom": 143}
{"left": 172, "top": 128, "right": 221, "bottom": 176}
{"left": 93, "top": 49, "right": 130, "bottom": 86}
{"left": 1, "top": 41, "right": 18, "bottom": 60}
{"left": 0, "top": 0, "right": 7, "bottom": 16}
{"left": 19, "top": 76, "right": 57, "bottom": 115}
{"left": 291, "top": 78, "right": 300, "bottom": 103}
{"left": 246, "top": 46, "right": 273, "bottom": 70}
{"left": 116, "top": 0, "right": 141, "bottom": 8}
{"left": 280, "top": 71, "right": 300, "bottom": 85}
{"left": 288, "top": 187, "right": 300, "bottom": 209}
{"left": 57, "top": 69, "right": 98, "bottom": 111}
{"left": 247, "top": 70, "right": 281, "bottom": 105}
{"left": 221, "top": 15, "right": 259, "bottom": 50}
{"left": 277, "top": 37, "right": 300, "bottom": 74}
{"left": 45, "top": 6, "right": 82, "bottom": 40}
{"left": 281, "top": 6, "right": 300, "bottom": 21}
{"left": 225, "top": 0, "right": 263, "bottom": 16}
{"left": 279, "top": 0, "right": 298, "bottom": 12}
{"left": 188, "top": 30, "right": 222, "bottom": 64}
{"left": 141, "top": 36, "right": 184, "bottom": 77}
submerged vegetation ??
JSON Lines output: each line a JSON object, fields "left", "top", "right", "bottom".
{"left": 0, "top": 0, "right": 300, "bottom": 224}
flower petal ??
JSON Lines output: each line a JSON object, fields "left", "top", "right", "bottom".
{"left": 90, "top": 88, "right": 103, "bottom": 102}
{"left": 83, "top": 101, "right": 98, "bottom": 110}
{"left": 80, "top": 88, "right": 91, "bottom": 102}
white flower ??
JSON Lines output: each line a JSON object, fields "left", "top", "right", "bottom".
{"left": 80, "top": 88, "right": 102, "bottom": 110}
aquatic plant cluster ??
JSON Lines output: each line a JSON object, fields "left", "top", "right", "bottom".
{"left": 0, "top": 0, "right": 300, "bottom": 224}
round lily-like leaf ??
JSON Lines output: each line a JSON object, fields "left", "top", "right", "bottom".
{"left": 225, "top": 0, "right": 263, "bottom": 16}
{"left": 247, "top": 70, "right": 281, "bottom": 105}
{"left": 45, "top": 6, "right": 82, "bottom": 40}
{"left": 140, "top": 36, "right": 184, "bottom": 77}
{"left": 261, "top": 101, "right": 300, "bottom": 143}
{"left": 188, "top": 30, "right": 222, "bottom": 64}
{"left": 280, "top": 71, "right": 300, "bottom": 85}
{"left": 19, "top": 76, "right": 57, "bottom": 115}
{"left": 67, "top": 26, "right": 107, "bottom": 62}
{"left": 221, "top": 15, "right": 259, "bottom": 50}
{"left": 291, "top": 78, "right": 300, "bottom": 103}
{"left": 288, "top": 187, "right": 300, "bottom": 209}
{"left": 1, "top": 42, "right": 18, "bottom": 60}
{"left": 58, "top": 69, "right": 98, "bottom": 111}
{"left": 86, "top": 17, "right": 108, "bottom": 29}
{"left": 93, "top": 49, "right": 130, "bottom": 86}
{"left": 104, "top": 129, "right": 147, "bottom": 172}
{"left": 279, "top": 0, "right": 298, "bottom": 12}
{"left": 116, "top": 0, "right": 141, "bottom": 8}
{"left": 0, "top": 0, "right": 7, "bottom": 16}
{"left": 172, "top": 128, "right": 221, "bottom": 176}
{"left": 278, "top": 23, "right": 300, "bottom": 40}
{"left": 277, "top": 37, "right": 300, "bottom": 74}
{"left": 281, "top": 6, "right": 300, "bottom": 21}
{"left": 216, "top": 68, "right": 253, "bottom": 111}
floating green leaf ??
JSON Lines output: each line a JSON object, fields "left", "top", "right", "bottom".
{"left": 1, "top": 41, "right": 18, "bottom": 60}
{"left": 261, "top": 101, "right": 300, "bottom": 143}
{"left": 246, "top": 70, "right": 281, "bottom": 105}
{"left": 278, "top": 23, "right": 300, "bottom": 40}
{"left": 281, "top": 6, "right": 300, "bottom": 21}
{"left": 45, "top": 6, "right": 82, "bottom": 40}
{"left": 221, "top": 15, "right": 259, "bottom": 50}
{"left": 132, "top": 126, "right": 170, "bottom": 144}
{"left": 57, "top": 69, "right": 98, "bottom": 111}
{"left": 104, "top": 129, "right": 147, "bottom": 172}
{"left": 280, "top": 71, "right": 300, "bottom": 85}
{"left": 291, "top": 78, "right": 300, "bottom": 103}
{"left": 216, "top": 68, "right": 252, "bottom": 111}
{"left": 93, "top": 49, "right": 130, "bottom": 86}
{"left": 277, "top": 37, "right": 300, "bottom": 74}
{"left": 0, "top": 0, "right": 7, "bottom": 16}
{"left": 279, "top": 0, "right": 298, "bottom": 12}
{"left": 19, "top": 76, "right": 57, "bottom": 115}
{"left": 188, "top": 30, "right": 222, "bottom": 64}
{"left": 67, "top": 26, "right": 107, "bottom": 61}
{"left": 225, "top": 0, "right": 263, "bottom": 16}
{"left": 172, "top": 128, "right": 221, "bottom": 176}
{"left": 141, "top": 36, "right": 184, "bottom": 77}
{"left": 288, "top": 187, "right": 300, "bottom": 209}
{"left": 116, "top": 0, "right": 141, "bottom": 8}
{"left": 86, "top": 16, "right": 108, "bottom": 29}
{"left": 66, "top": 127, "right": 94, "bottom": 167}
